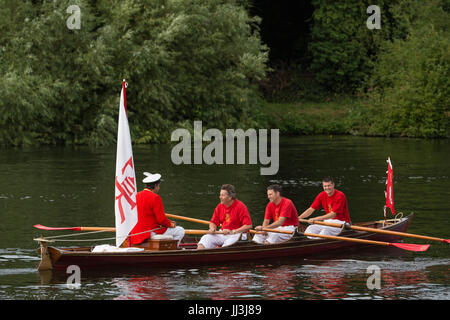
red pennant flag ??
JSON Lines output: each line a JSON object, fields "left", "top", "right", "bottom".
{"left": 384, "top": 157, "right": 395, "bottom": 220}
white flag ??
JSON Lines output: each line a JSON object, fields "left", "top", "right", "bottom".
{"left": 114, "top": 80, "right": 138, "bottom": 247}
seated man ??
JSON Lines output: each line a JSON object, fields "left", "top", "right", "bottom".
{"left": 253, "top": 184, "right": 299, "bottom": 244}
{"left": 129, "top": 172, "right": 185, "bottom": 246}
{"left": 197, "top": 184, "right": 252, "bottom": 249}
{"left": 299, "top": 176, "right": 351, "bottom": 239}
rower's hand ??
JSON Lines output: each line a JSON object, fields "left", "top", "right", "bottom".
{"left": 307, "top": 218, "right": 315, "bottom": 224}
{"left": 208, "top": 228, "right": 216, "bottom": 234}
{"left": 255, "top": 226, "right": 267, "bottom": 236}
{"left": 170, "top": 221, "right": 176, "bottom": 228}
{"left": 255, "top": 226, "right": 267, "bottom": 235}
{"left": 222, "top": 229, "right": 232, "bottom": 235}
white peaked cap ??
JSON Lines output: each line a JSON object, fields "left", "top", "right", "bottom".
{"left": 143, "top": 172, "right": 162, "bottom": 184}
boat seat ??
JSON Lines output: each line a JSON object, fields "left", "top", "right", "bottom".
{"left": 152, "top": 234, "right": 174, "bottom": 240}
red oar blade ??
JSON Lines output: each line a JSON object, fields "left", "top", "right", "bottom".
{"left": 34, "top": 224, "right": 81, "bottom": 231}
{"left": 390, "top": 242, "right": 430, "bottom": 252}
{"left": 443, "top": 239, "right": 450, "bottom": 244}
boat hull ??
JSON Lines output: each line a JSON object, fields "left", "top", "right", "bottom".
{"left": 39, "top": 214, "right": 414, "bottom": 271}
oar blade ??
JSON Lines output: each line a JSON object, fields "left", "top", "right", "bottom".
{"left": 34, "top": 224, "right": 81, "bottom": 231}
{"left": 390, "top": 242, "right": 430, "bottom": 252}
{"left": 444, "top": 239, "right": 450, "bottom": 244}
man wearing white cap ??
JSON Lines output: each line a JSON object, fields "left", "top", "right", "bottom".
{"left": 129, "top": 172, "right": 185, "bottom": 246}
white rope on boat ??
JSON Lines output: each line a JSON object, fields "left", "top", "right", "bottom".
{"left": 395, "top": 212, "right": 404, "bottom": 220}
{"left": 40, "top": 227, "right": 164, "bottom": 242}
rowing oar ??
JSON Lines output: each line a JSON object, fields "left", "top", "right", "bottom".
{"left": 185, "top": 229, "right": 224, "bottom": 235}
{"left": 33, "top": 213, "right": 207, "bottom": 232}
{"left": 260, "top": 225, "right": 428, "bottom": 251}
{"left": 166, "top": 214, "right": 429, "bottom": 251}
{"left": 166, "top": 213, "right": 273, "bottom": 235}
{"left": 165, "top": 213, "right": 266, "bottom": 234}
{"left": 166, "top": 213, "right": 211, "bottom": 226}
{"left": 302, "top": 232, "right": 429, "bottom": 251}
{"left": 33, "top": 224, "right": 218, "bottom": 236}
{"left": 299, "top": 218, "right": 449, "bottom": 244}
{"left": 33, "top": 224, "right": 116, "bottom": 232}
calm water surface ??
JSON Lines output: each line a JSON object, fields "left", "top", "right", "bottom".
{"left": 0, "top": 136, "right": 449, "bottom": 300}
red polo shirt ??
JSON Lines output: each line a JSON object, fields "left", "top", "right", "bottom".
{"left": 210, "top": 199, "right": 252, "bottom": 231}
{"left": 311, "top": 189, "right": 351, "bottom": 223}
{"left": 265, "top": 197, "right": 299, "bottom": 227}
{"left": 129, "top": 188, "right": 172, "bottom": 244}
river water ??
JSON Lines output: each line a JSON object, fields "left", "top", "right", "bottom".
{"left": 0, "top": 136, "right": 448, "bottom": 300}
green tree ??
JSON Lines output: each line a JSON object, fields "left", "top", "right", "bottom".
{"left": 104, "top": 0, "right": 269, "bottom": 143}
{"left": 308, "top": 0, "right": 408, "bottom": 93}
{"left": 0, "top": 0, "right": 114, "bottom": 146}
{"left": 363, "top": 0, "right": 449, "bottom": 138}
{"left": 0, "top": 0, "right": 268, "bottom": 146}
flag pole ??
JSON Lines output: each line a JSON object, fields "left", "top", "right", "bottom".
{"left": 114, "top": 79, "right": 138, "bottom": 247}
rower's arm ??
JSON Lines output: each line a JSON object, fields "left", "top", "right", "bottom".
{"left": 311, "top": 211, "right": 336, "bottom": 222}
{"left": 262, "top": 219, "right": 270, "bottom": 228}
{"left": 233, "top": 224, "right": 252, "bottom": 234}
{"left": 267, "top": 216, "right": 286, "bottom": 229}
{"left": 255, "top": 219, "right": 270, "bottom": 231}
{"left": 299, "top": 207, "right": 315, "bottom": 220}
{"left": 208, "top": 222, "right": 218, "bottom": 233}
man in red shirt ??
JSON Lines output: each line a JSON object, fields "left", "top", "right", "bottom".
{"left": 197, "top": 184, "right": 252, "bottom": 249}
{"left": 253, "top": 184, "right": 299, "bottom": 244}
{"left": 298, "top": 176, "right": 351, "bottom": 239}
{"left": 129, "top": 172, "right": 185, "bottom": 246}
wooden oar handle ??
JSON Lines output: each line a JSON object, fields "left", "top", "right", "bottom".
{"left": 81, "top": 227, "right": 116, "bottom": 232}
{"left": 259, "top": 228, "right": 295, "bottom": 235}
{"left": 299, "top": 218, "right": 349, "bottom": 229}
{"left": 300, "top": 217, "right": 448, "bottom": 243}
{"left": 166, "top": 213, "right": 211, "bottom": 225}
{"left": 166, "top": 213, "right": 295, "bottom": 235}
{"left": 185, "top": 229, "right": 224, "bottom": 235}
{"left": 299, "top": 218, "right": 340, "bottom": 226}
{"left": 34, "top": 224, "right": 116, "bottom": 232}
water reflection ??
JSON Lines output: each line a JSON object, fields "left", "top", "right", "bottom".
{"left": 255, "top": 265, "right": 298, "bottom": 299}
{"left": 302, "top": 264, "right": 352, "bottom": 299}
{"left": 32, "top": 254, "right": 449, "bottom": 300}
{"left": 114, "top": 275, "right": 171, "bottom": 300}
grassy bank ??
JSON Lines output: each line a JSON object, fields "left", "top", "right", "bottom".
{"left": 260, "top": 97, "right": 364, "bottom": 136}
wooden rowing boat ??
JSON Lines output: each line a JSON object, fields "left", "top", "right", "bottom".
{"left": 36, "top": 213, "right": 416, "bottom": 271}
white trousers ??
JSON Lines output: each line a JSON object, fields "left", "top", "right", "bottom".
{"left": 252, "top": 225, "right": 296, "bottom": 244}
{"left": 151, "top": 226, "right": 185, "bottom": 246}
{"left": 198, "top": 233, "right": 247, "bottom": 249}
{"left": 304, "top": 219, "right": 345, "bottom": 239}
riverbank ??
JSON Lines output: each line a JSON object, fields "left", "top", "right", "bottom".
{"left": 260, "top": 97, "right": 449, "bottom": 138}
{"left": 260, "top": 96, "right": 363, "bottom": 136}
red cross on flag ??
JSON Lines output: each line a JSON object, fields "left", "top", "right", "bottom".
{"left": 114, "top": 80, "right": 138, "bottom": 247}
{"left": 384, "top": 157, "right": 395, "bottom": 221}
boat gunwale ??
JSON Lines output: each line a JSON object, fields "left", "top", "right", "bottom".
{"left": 47, "top": 214, "right": 413, "bottom": 258}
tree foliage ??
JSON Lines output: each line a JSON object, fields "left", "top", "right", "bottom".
{"left": 308, "top": 0, "right": 411, "bottom": 93}
{"left": 362, "top": 0, "right": 449, "bottom": 138}
{"left": 1, "top": 0, "right": 447, "bottom": 145}
{"left": 0, "top": 0, "right": 268, "bottom": 146}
